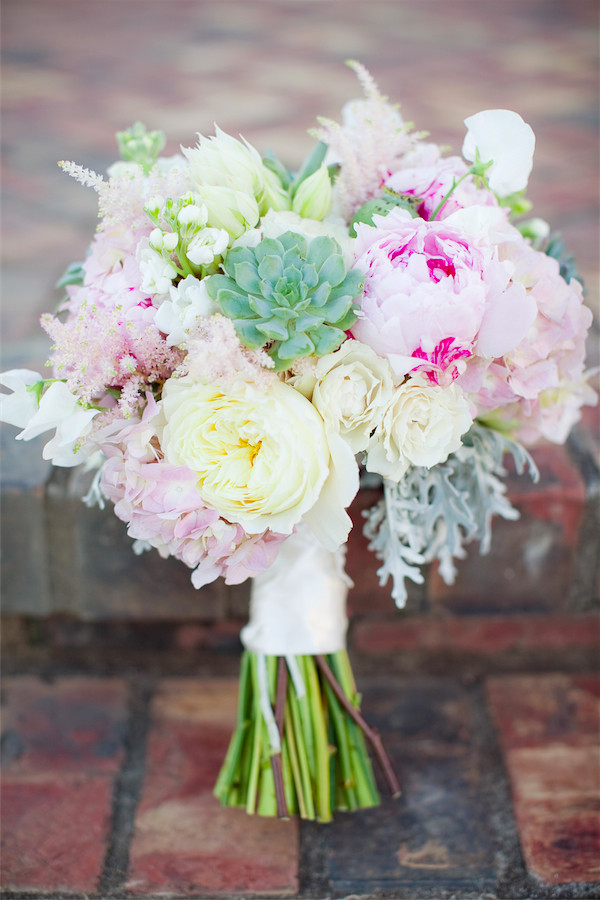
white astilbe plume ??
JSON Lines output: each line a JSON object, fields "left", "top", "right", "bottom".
{"left": 312, "top": 61, "right": 417, "bottom": 222}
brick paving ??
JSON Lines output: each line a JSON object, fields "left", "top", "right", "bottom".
{"left": 1, "top": 1, "right": 599, "bottom": 897}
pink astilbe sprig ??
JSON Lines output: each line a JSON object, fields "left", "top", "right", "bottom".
{"left": 178, "top": 314, "right": 276, "bottom": 389}
{"left": 99, "top": 398, "right": 287, "bottom": 588}
{"left": 59, "top": 157, "right": 192, "bottom": 232}
{"left": 42, "top": 302, "right": 184, "bottom": 417}
{"left": 313, "top": 60, "right": 418, "bottom": 222}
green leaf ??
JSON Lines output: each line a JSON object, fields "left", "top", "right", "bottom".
{"left": 311, "top": 325, "right": 345, "bottom": 355}
{"left": 232, "top": 260, "right": 262, "bottom": 294}
{"left": 256, "top": 318, "right": 290, "bottom": 341}
{"left": 307, "top": 282, "right": 331, "bottom": 308}
{"left": 291, "top": 142, "right": 328, "bottom": 196}
{"left": 316, "top": 254, "right": 346, "bottom": 288}
{"left": 248, "top": 294, "right": 277, "bottom": 318}
{"left": 321, "top": 292, "right": 354, "bottom": 323}
{"left": 306, "top": 235, "right": 336, "bottom": 270}
{"left": 262, "top": 151, "right": 293, "bottom": 190}
{"left": 257, "top": 253, "right": 284, "bottom": 285}
{"left": 275, "top": 332, "right": 315, "bottom": 362}
{"left": 234, "top": 319, "right": 267, "bottom": 349}
{"left": 55, "top": 261, "right": 85, "bottom": 290}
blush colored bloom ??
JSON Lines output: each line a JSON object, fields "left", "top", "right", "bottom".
{"left": 351, "top": 208, "right": 534, "bottom": 385}
{"left": 460, "top": 232, "right": 596, "bottom": 444}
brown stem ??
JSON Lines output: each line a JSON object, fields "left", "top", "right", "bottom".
{"left": 275, "top": 656, "right": 288, "bottom": 738}
{"left": 315, "top": 654, "right": 401, "bottom": 798}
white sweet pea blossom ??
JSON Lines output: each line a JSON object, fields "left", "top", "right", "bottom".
{"left": 15, "top": 381, "right": 100, "bottom": 467}
{"left": 155, "top": 275, "right": 218, "bottom": 346}
{"left": 0, "top": 369, "right": 43, "bottom": 428}
{"left": 462, "top": 109, "right": 535, "bottom": 196}
{"left": 185, "top": 227, "right": 229, "bottom": 267}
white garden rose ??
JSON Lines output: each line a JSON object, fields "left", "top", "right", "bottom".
{"left": 312, "top": 340, "right": 395, "bottom": 453}
{"left": 159, "top": 374, "right": 358, "bottom": 547}
{"left": 366, "top": 376, "right": 473, "bottom": 480}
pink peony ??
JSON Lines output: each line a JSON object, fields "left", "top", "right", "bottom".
{"left": 385, "top": 147, "right": 497, "bottom": 221}
{"left": 351, "top": 208, "right": 532, "bottom": 385}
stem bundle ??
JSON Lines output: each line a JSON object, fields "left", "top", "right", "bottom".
{"left": 214, "top": 649, "right": 400, "bottom": 822}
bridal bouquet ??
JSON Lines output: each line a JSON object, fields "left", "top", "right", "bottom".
{"left": 1, "top": 62, "right": 595, "bottom": 822}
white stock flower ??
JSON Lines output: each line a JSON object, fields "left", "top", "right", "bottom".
{"left": 0, "top": 369, "right": 43, "bottom": 428}
{"left": 366, "top": 376, "right": 473, "bottom": 481}
{"left": 312, "top": 340, "right": 394, "bottom": 453}
{"left": 138, "top": 246, "right": 178, "bottom": 295}
{"left": 185, "top": 227, "right": 229, "bottom": 267}
{"left": 155, "top": 275, "right": 218, "bottom": 346}
{"left": 462, "top": 109, "right": 535, "bottom": 196}
{"left": 159, "top": 374, "right": 358, "bottom": 548}
{"left": 15, "top": 381, "right": 100, "bottom": 467}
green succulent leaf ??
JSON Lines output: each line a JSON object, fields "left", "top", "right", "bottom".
{"left": 232, "top": 260, "right": 263, "bottom": 294}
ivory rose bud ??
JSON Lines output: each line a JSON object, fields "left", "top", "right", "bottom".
{"left": 158, "top": 374, "right": 358, "bottom": 548}
{"left": 312, "top": 340, "right": 394, "bottom": 453}
{"left": 366, "top": 376, "right": 473, "bottom": 481}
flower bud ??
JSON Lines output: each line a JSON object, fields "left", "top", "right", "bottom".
{"left": 292, "top": 164, "right": 333, "bottom": 221}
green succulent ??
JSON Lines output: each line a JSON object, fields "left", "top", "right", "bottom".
{"left": 206, "top": 231, "right": 364, "bottom": 370}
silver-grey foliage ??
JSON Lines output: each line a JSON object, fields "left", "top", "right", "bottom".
{"left": 363, "top": 424, "right": 539, "bottom": 607}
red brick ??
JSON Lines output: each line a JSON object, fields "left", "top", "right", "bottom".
{"left": 515, "top": 796, "right": 600, "bottom": 885}
{"left": 1, "top": 676, "right": 128, "bottom": 774}
{"left": 1, "top": 677, "right": 128, "bottom": 892}
{"left": 486, "top": 673, "right": 600, "bottom": 749}
{"left": 486, "top": 673, "right": 600, "bottom": 885}
{"left": 353, "top": 614, "right": 600, "bottom": 656}
{"left": 127, "top": 678, "right": 298, "bottom": 896}
{"left": 506, "top": 444, "right": 586, "bottom": 547}
{"left": 1, "top": 777, "right": 116, "bottom": 892}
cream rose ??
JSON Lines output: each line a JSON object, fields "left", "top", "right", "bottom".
{"left": 159, "top": 374, "right": 358, "bottom": 547}
{"left": 312, "top": 340, "right": 395, "bottom": 453}
{"left": 366, "top": 376, "right": 473, "bottom": 480}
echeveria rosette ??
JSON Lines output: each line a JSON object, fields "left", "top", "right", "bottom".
{"left": 207, "top": 231, "right": 364, "bottom": 370}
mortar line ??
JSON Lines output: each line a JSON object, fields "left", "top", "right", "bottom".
{"left": 97, "top": 675, "right": 155, "bottom": 895}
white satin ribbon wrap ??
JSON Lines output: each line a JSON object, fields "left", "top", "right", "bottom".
{"left": 241, "top": 524, "right": 352, "bottom": 656}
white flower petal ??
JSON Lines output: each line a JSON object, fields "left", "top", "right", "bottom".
{"left": 463, "top": 109, "right": 535, "bottom": 196}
